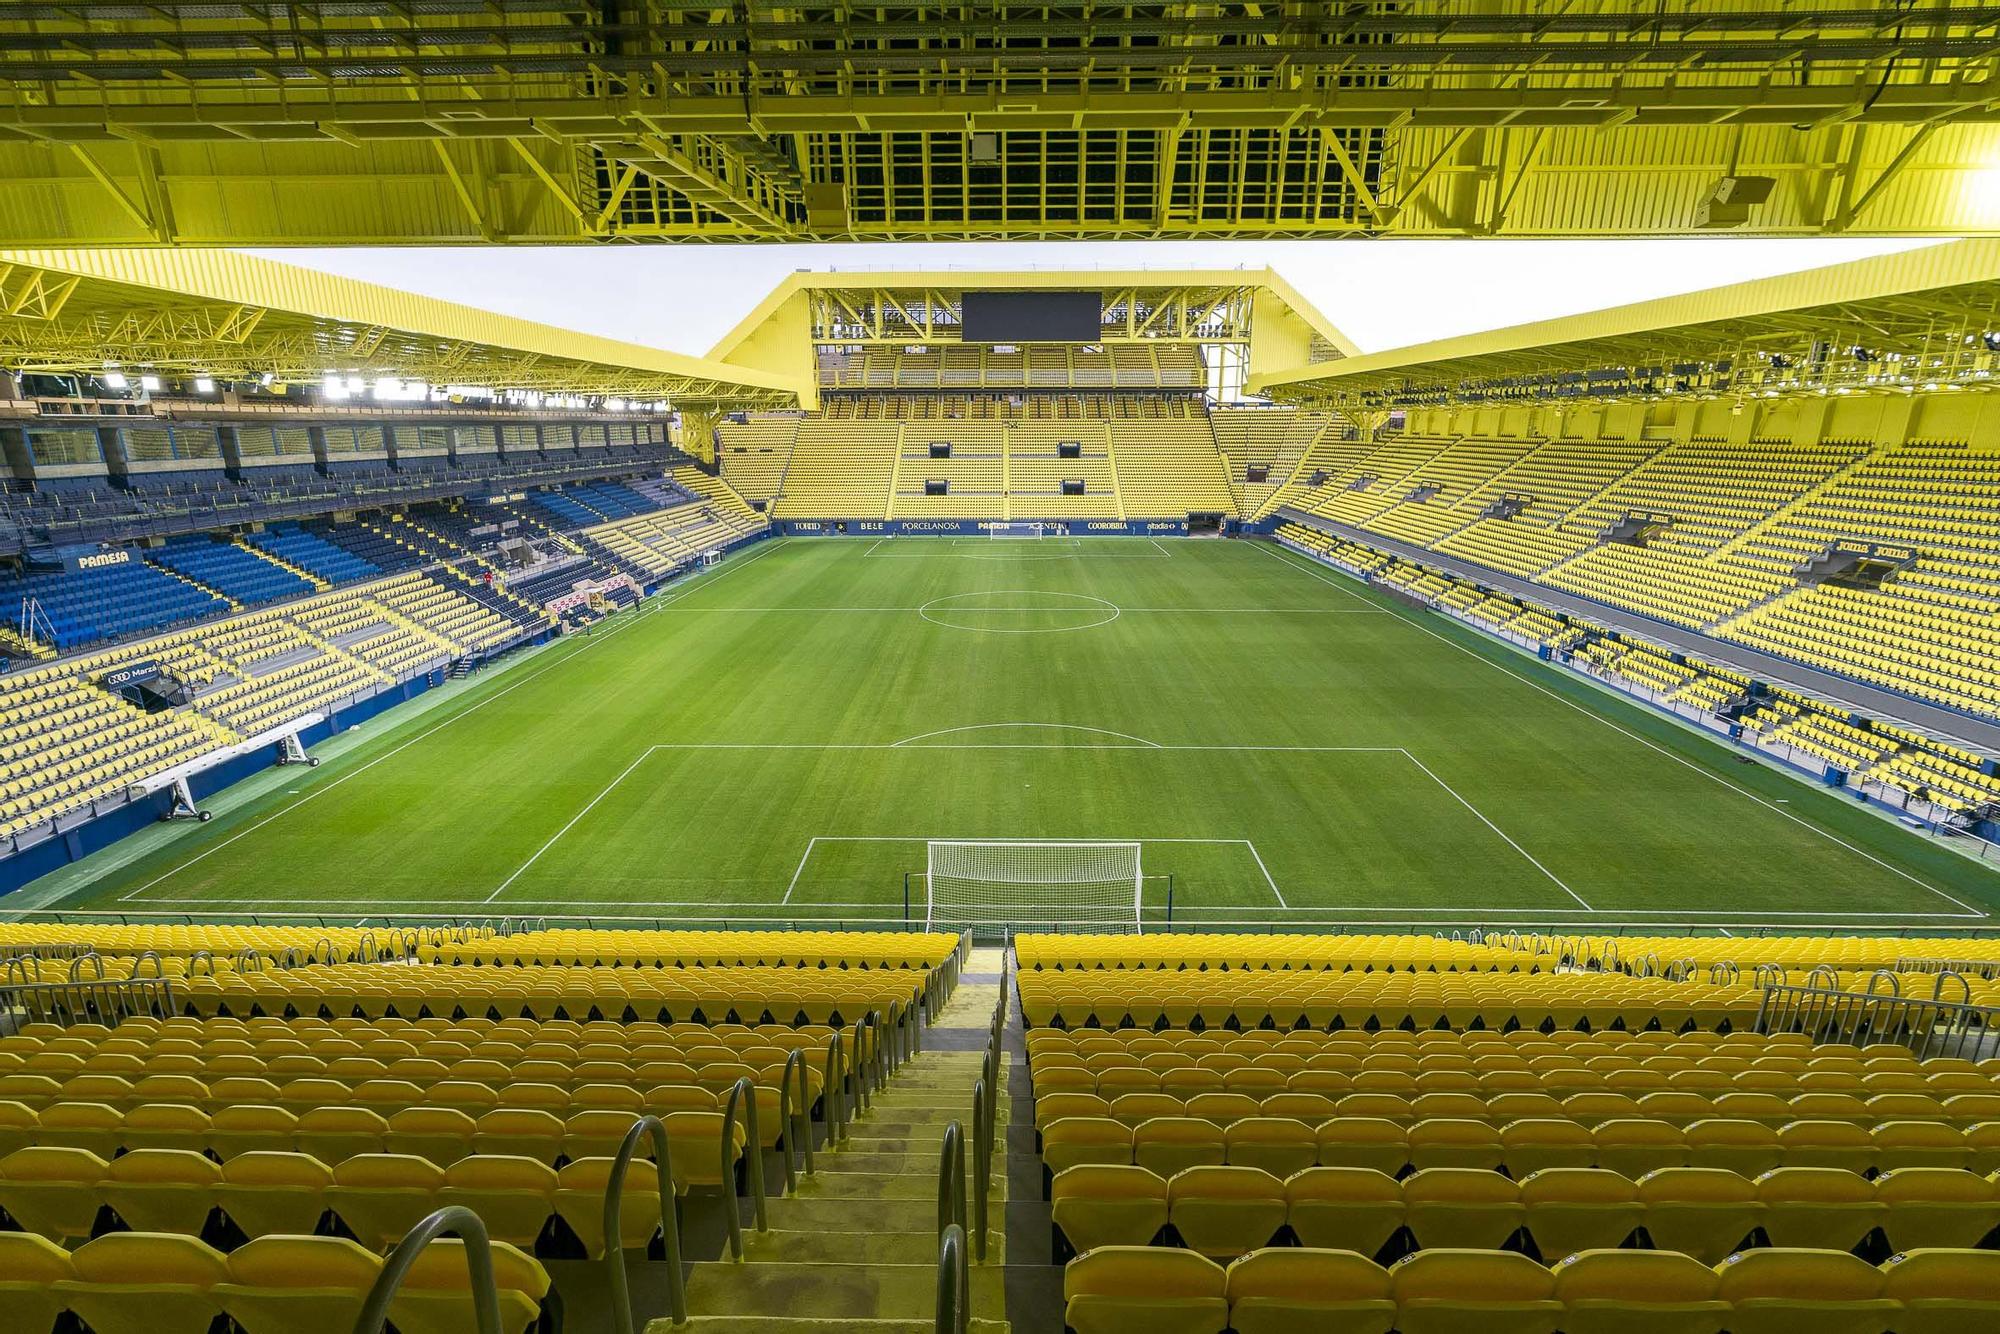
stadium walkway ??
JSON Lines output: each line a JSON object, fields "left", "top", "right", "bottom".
{"left": 659, "top": 947, "right": 1052, "bottom": 1332}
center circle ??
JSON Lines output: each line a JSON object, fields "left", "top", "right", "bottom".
{"left": 917, "top": 590, "right": 1120, "bottom": 634}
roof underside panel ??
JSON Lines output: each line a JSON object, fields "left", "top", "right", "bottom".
{"left": 0, "top": 4, "right": 1997, "bottom": 243}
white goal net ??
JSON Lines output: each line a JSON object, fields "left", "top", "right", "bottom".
{"left": 926, "top": 839, "right": 1142, "bottom": 933}
{"left": 989, "top": 522, "right": 1046, "bottom": 539}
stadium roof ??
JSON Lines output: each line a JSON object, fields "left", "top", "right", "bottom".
{"left": 1249, "top": 238, "right": 2000, "bottom": 410}
{"left": 4, "top": 4, "right": 1996, "bottom": 244}
{"left": 0, "top": 249, "right": 807, "bottom": 409}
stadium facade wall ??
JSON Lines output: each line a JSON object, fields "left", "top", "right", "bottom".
{"left": 1274, "top": 531, "right": 1999, "bottom": 850}
{"left": 777, "top": 518, "right": 1189, "bottom": 536}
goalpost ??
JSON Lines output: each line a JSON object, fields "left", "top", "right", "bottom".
{"left": 925, "top": 839, "right": 1143, "bottom": 933}
{"left": 989, "top": 522, "right": 1046, "bottom": 540}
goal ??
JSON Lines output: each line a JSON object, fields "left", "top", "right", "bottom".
{"left": 925, "top": 839, "right": 1142, "bottom": 934}
{"left": 989, "top": 522, "right": 1046, "bottom": 540}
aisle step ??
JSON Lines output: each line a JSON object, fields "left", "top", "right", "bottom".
{"left": 681, "top": 1260, "right": 1006, "bottom": 1319}
{"left": 818, "top": 1148, "right": 1006, "bottom": 1176}
{"left": 745, "top": 1227, "right": 1005, "bottom": 1265}
{"left": 792, "top": 1170, "right": 1009, "bottom": 1202}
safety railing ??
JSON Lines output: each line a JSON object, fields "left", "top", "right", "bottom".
{"left": 936, "top": 1224, "right": 970, "bottom": 1334}
{"left": 0, "top": 969, "right": 176, "bottom": 1027}
{"left": 938, "top": 1119, "right": 966, "bottom": 1239}
{"left": 352, "top": 1206, "right": 504, "bottom": 1334}
{"left": 0, "top": 941, "right": 93, "bottom": 962}
{"left": 775, "top": 1047, "right": 815, "bottom": 1191}
{"left": 822, "top": 1030, "right": 848, "bottom": 1145}
{"left": 1894, "top": 955, "right": 2000, "bottom": 980}
{"left": 1754, "top": 979, "right": 2000, "bottom": 1060}
{"left": 604, "top": 1115, "right": 687, "bottom": 1332}
{"left": 720, "top": 1075, "right": 769, "bottom": 1259}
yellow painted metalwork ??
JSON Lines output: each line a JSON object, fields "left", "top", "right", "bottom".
{"left": 0, "top": 248, "right": 806, "bottom": 409}
{"left": 1252, "top": 238, "right": 2000, "bottom": 408}
{"left": 1, "top": 5, "right": 1998, "bottom": 242}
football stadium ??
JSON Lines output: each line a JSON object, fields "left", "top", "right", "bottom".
{"left": 6, "top": 8, "right": 2000, "bottom": 1334}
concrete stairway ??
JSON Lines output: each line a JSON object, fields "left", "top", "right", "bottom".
{"left": 665, "top": 950, "right": 1030, "bottom": 1333}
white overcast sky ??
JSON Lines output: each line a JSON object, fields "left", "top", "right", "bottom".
{"left": 250, "top": 238, "right": 1946, "bottom": 359}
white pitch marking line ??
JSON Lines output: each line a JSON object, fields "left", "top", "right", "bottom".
{"left": 484, "top": 745, "right": 662, "bottom": 902}
{"left": 1398, "top": 747, "right": 1593, "bottom": 911}
{"left": 1255, "top": 540, "right": 1991, "bottom": 918}
{"left": 781, "top": 836, "right": 821, "bottom": 905}
{"left": 113, "top": 538, "right": 786, "bottom": 905}
{"left": 891, "top": 723, "right": 1165, "bottom": 749}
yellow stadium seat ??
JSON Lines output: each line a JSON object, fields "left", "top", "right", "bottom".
{"left": 54, "top": 1233, "right": 229, "bottom": 1334}
{"left": 120, "top": 1104, "right": 212, "bottom": 1153}
{"left": 1501, "top": 1119, "right": 1596, "bottom": 1177}
{"left": 1223, "top": 1118, "right": 1317, "bottom": 1176}
{"left": 1044, "top": 1117, "right": 1135, "bottom": 1175}
{"left": 1402, "top": 1167, "right": 1525, "bottom": 1251}
{"left": 1549, "top": 1248, "right": 1727, "bottom": 1334}
{"left": 389, "top": 1239, "right": 550, "bottom": 1334}
{"left": 1873, "top": 1168, "right": 2000, "bottom": 1251}
{"left": 472, "top": 1108, "right": 566, "bottom": 1163}
{"left": 213, "top": 1152, "right": 333, "bottom": 1238}
{"left": 1872, "top": 1121, "right": 1971, "bottom": 1172}
{"left": 1518, "top": 1168, "right": 1642, "bottom": 1260}
{"left": 1592, "top": 1119, "right": 1688, "bottom": 1177}
{"left": 1713, "top": 1248, "right": 1897, "bottom": 1334}
{"left": 293, "top": 1107, "right": 388, "bottom": 1162}
{"left": 1315, "top": 1118, "right": 1409, "bottom": 1175}
{"left": 553, "top": 1156, "right": 668, "bottom": 1259}
{"left": 1051, "top": 1165, "right": 1169, "bottom": 1253}
{"left": 98, "top": 1148, "right": 222, "bottom": 1235}
{"left": 325, "top": 1153, "right": 446, "bottom": 1250}
{"left": 1755, "top": 1166, "right": 1885, "bottom": 1252}
{"left": 1283, "top": 1167, "right": 1404, "bottom": 1258}
{"left": 382, "top": 1107, "right": 477, "bottom": 1166}
{"left": 1635, "top": 1167, "right": 1763, "bottom": 1264}
{"left": 437, "top": 1155, "right": 558, "bottom": 1248}
{"left": 1408, "top": 1118, "right": 1505, "bottom": 1171}
{"left": 0, "top": 1230, "right": 73, "bottom": 1334}
{"left": 35, "top": 1102, "right": 123, "bottom": 1157}
{"left": 1225, "top": 1247, "right": 1396, "bottom": 1334}
{"left": 1777, "top": 1120, "right": 1877, "bottom": 1173}
{"left": 0, "top": 1145, "right": 108, "bottom": 1241}
{"left": 1166, "top": 1165, "right": 1287, "bottom": 1259}
{"left": 1136, "top": 1117, "right": 1228, "bottom": 1178}
{"left": 1064, "top": 1246, "right": 1228, "bottom": 1334}
{"left": 1683, "top": 1119, "right": 1782, "bottom": 1176}
{"left": 214, "top": 1234, "right": 382, "bottom": 1334}
{"left": 1877, "top": 1248, "right": 2000, "bottom": 1334}
{"left": 1389, "top": 1249, "right": 1563, "bottom": 1334}
{"left": 207, "top": 1105, "right": 298, "bottom": 1160}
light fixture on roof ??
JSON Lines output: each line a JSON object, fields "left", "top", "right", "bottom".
{"left": 139, "top": 374, "right": 161, "bottom": 392}
{"left": 103, "top": 370, "right": 129, "bottom": 389}
{"left": 193, "top": 376, "right": 216, "bottom": 394}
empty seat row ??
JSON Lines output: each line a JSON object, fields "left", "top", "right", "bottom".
{"left": 1063, "top": 1244, "right": 1999, "bottom": 1334}
{"left": 1040, "top": 1114, "right": 2000, "bottom": 1179}
{"left": 0, "top": 1231, "right": 550, "bottom": 1334}
{"left": 0, "top": 1144, "right": 697, "bottom": 1257}
{"left": 0, "top": 1095, "right": 768, "bottom": 1163}
{"left": 1050, "top": 1162, "right": 2000, "bottom": 1262}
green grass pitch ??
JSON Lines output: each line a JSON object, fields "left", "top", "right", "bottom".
{"left": 39, "top": 536, "right": 2000, "bottom": 931}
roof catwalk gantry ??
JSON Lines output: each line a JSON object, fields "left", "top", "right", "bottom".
{"left": 0, "top": 3, "right": 1998, "bottom": 245}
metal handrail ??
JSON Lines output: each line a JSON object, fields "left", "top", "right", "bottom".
{"left": 776, "top": 1047, "right": 814, "bottom": 1190}
{"left": 67, "top": 952, "right": 105, "bottom": 982}
{"left": 1866, "top": 969, "right": 1903, "bottom": 996}
{"left": 822, "top": 1031, "right": 847, "bottom": 1145}
{"left": 720, "top": 1075, "right": 768, "bottom": 1256}
{"left": 936, "top": 1224, "right": 969, "bottom": 1334}
{"left": 351, "top": 1206, "right": 503, "bottom": 1334}
{"left": 970, "top": 1078, "right": 990, "bottom": 1261}
{"left": 1755, "top": 980, "right": 2000, "bottom": 1060}
{"left": 938, "top": 1120, "right": 966, "bottom": 1238}
{"left": 604, "top": 1116, "right": 687, "bottom": 1332}
{"left": 1894, "top": 955, "right": 2000, "bottom": 980}
{"left": 0, "top": 974, "right": 177, "bottom": 1027}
